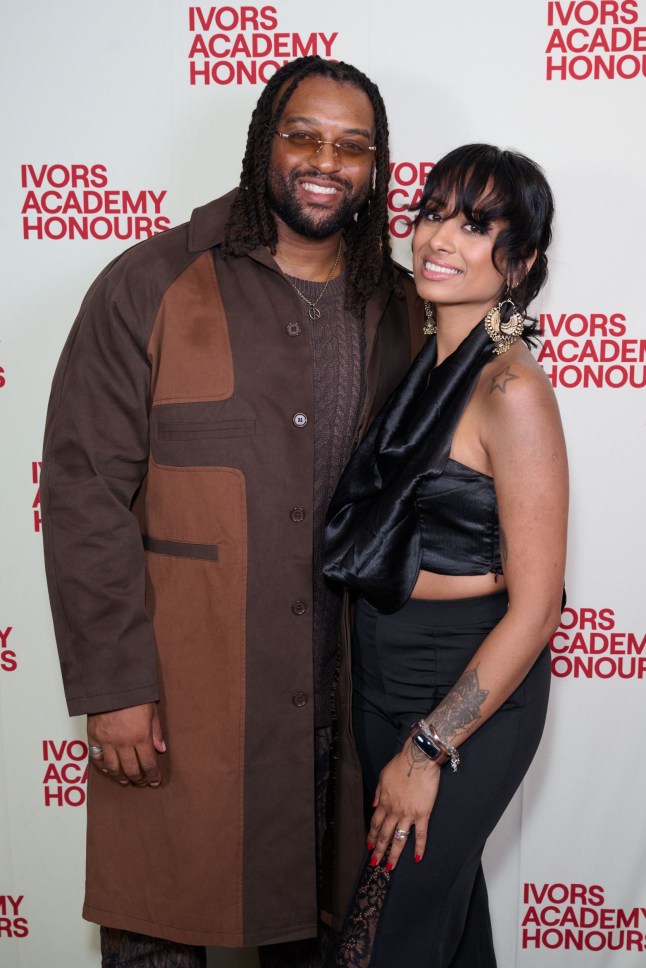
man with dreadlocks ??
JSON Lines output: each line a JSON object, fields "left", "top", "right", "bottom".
{"left": 42, "top": 56, "right": 423, "bottom": 966}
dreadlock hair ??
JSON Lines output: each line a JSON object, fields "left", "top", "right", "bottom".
{"left": 221, "top": 55, "right": 399, "bottom": 317}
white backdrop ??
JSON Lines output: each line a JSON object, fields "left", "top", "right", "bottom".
{"left": 2, "top": 1, "right": 645, "bottom": 965}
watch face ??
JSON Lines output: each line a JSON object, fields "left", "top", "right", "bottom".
{"left": 412, "top": 730, "right": 441, "bottom": 760}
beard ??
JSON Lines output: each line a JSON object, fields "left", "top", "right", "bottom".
{"left": 266, "top": 165, "right": 370, "bottom": 239}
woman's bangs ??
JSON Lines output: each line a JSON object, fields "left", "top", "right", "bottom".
{"left": 421, "top": 159, "right": 509, "bottom": 225}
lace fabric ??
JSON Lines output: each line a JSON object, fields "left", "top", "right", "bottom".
{"left": 336, "top": 858, "right": 391, "bottom": 968}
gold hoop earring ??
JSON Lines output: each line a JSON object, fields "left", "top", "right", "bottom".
{"left": 484, "top": 292, "right": 524, "bottom": 355}
{"left": 422, "top": 301, "right": 437, "bottom": 336}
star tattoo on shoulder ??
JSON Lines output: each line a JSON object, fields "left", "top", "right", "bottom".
{"left": 489, "top": 365, "right": 519, "bottom": 394}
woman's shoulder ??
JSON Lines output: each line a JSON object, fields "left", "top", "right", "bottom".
{"left": 471, "top": 341, "right": 563, "bottom": 456}
{"left": 470, "top": 342, "right": 564, "bottom": 475}
{"left": 476, "top": 341, "right": 556, "bottom": 413}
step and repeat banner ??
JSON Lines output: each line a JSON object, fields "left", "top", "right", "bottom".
{"left": 1, "top": 1, "right": 644, "bottom": 966}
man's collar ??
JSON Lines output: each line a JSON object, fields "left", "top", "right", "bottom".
{"left": 187, "top": 188, "right": 278, "bottom": 271}
{"left": 187, "top": 188, "right": 238, "bottom": 252}
{"left": 186, "top": 190, "right": 406, "bottom": 307}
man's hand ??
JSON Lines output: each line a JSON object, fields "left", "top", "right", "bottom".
{"left": 87, "top": 702, "right": 166, "bottom": 787}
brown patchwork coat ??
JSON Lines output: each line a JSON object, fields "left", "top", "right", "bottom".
{"left": 42, "top": 190, "right": 424, "bottom": 947}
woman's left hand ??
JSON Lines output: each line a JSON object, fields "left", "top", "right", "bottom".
{"left": 367, "top": 738, "right": 441, "bottom": 870}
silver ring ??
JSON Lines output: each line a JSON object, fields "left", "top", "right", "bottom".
{"left": 88, "top": 745, "right": 103, "bottom": 756}
{"left": 393, "top": 827, "right": 409, "bottom": 842}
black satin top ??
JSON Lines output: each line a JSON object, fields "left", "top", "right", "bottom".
{"left": 417, "top": 458, "right": 502, "bottom": 576}
{"left": 322, "top": 323, "right": 501, "bottom": 613}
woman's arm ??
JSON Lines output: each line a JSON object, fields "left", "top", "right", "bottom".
{"left": 367, "top": 353, "right": 568, "bottom": 870}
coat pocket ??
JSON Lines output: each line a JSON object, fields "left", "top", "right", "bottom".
{"left": 142, "top": 535, "right": 218, "bottom": 561}
{"left": 157, "top": 419, "right": 256, "bottom": 441}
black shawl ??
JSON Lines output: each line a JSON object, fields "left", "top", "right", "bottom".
{"left": 322, "top": 321, "right": 494, "bottom": 613}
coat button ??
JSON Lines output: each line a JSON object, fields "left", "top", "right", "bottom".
{"left": 286, "top": 322, "right": 301, "bottom": 336}
{"left": 291, "top": 600, "right": 307, "bottom": 616}
{"left": 290, "top": 507, "right": 305, "bottom": 523}
{"left": 292, "top": 692, "right": 309, "bottom": 707}
{"left": 293, "top": 413, "right": 308, "bottom": 428}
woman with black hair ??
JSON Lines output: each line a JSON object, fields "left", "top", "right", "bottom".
{"left": 323, "top": 144, "right": 568, "bottom": 967}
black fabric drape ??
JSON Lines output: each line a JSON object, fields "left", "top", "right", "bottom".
{"left": 322, "top": 322, "right": 494, "bottom": 613}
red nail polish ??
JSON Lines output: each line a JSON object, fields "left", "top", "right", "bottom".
{"left": 386, "top": 862, "right": 393, "bottom": 872}
{"left": 369, "top": 855, "right": 378, "bottom": 867}
{"left": 414, "top": 854, "right": 422, "bottom": 864}
{"left": 367, "top": 841, "right": 374, "bottom": 852}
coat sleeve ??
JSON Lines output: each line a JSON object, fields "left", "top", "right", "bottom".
{"left": 42, "top": 253, "right": 160, "bottom": 716}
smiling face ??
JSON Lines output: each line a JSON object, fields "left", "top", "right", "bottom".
{"left": 266, "top": 75, "right": 376, "bottom": 240}
{"left": 413, "top": 203, "right": 507, "bottom": 326}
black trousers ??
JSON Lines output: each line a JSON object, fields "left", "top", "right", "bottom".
{"left": 337, "top": 592, "right": 551, "bottom": 968}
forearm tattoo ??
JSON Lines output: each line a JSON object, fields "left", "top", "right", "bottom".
{"left": 431, "top": 665, "right": 489, "bottom": 740}
{"left": 489, "top": 365, "right": 519, "bottom": 394}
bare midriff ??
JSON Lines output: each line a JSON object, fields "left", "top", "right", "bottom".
{"left": 411, "top": 569, "right": 507, "bottom": 601}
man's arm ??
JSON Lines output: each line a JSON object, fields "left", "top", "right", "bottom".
{"left": 42, "top": 255, "right": 164, "bottom": 785}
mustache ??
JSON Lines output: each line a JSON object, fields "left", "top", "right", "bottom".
{"left": 288, "top": 168, "right": 353, "bottom": 192}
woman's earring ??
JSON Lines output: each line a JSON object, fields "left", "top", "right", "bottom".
{"left": 423, "top": 301, "right": 437, "bottom": 335}
{"left": 484, "top": 290, "right": 524, "bottom": 355}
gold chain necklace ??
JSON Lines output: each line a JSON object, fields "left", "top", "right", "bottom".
{"left": 284, "top": 240, "right": 343, "bottom": 320}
